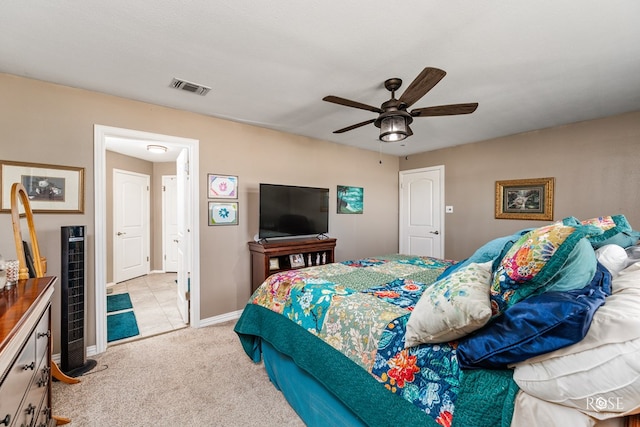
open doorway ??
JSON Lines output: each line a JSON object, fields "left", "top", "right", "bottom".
{"left": 94, "top": 125, "right": 200, "bottom": 354}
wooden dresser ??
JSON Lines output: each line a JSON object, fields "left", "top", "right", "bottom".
{"left": 0, "top": 276, "right": 56, "bottom": 427}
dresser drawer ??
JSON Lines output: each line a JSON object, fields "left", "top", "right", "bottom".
{"left": 34, "top": 311, "right": 50, "bottom": 366}
{"left": 0, "top": 334, "right": 36, "bottom": 426}
{"left": 34, "top": 387, "right": 53, "bottom": 427}
{"left": 14, "top": 354, "right": 49, "bottom": 427}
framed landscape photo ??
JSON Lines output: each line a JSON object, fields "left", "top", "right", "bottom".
{"left": 495, "top": 177, "right": 554, "bottom": 221}
{"left": 0, "top": 160, "right": 85, "bottom": 213}
{"left": 337, "top": 185, "right": 364, "bottom": 214}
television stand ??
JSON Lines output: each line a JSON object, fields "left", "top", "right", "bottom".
{"left": 248, "top": 237, "right": 337, "bottom": 293}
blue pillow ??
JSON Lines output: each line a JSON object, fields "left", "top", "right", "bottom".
{"left": 457, "top": 262, "right": 611, "bottom": 369}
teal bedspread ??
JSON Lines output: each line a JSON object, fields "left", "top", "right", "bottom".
{"left": 235, "top": 255, "right": 518, "bottom": 427}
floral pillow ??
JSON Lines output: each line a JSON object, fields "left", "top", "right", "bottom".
{"left": 490, "top": 222, "right": 597, "bottom": 316}
{"left": 405, "top": 261, "right": 493, "bottom": 346}
{"left": 577, "top": 214, "right": 640, "bottom": 249}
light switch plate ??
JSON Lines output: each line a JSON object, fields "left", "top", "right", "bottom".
{"left": 445, "top": 206, "right": 454, "bottom": 213}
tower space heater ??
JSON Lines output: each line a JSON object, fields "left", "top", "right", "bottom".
{"left": 60, "top": 225, "right": 96, "bottom": 376}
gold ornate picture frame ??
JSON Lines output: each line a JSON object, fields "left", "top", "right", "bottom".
{"left": 0, "top": 160, "right": 85, "bottom": 213}
{"left": 495, "top": 177, "right": 554, "bottom": 221}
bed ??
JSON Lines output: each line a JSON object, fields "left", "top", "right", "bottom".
{"left": 235, "top": 215, "right": 640, "bottom": 427}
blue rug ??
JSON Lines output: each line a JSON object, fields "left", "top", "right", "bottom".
{"left": 107, "top": 293, "right": 133, "bottom": 313}
{"left": 107, "top": 311, "right": 140, "bottom": 342}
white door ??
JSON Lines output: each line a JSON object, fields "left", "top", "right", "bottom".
{"left": 176, "top": 149, "right": 190, "bottom": 323}
{"left": 399, "top": 166, "right": 444, "bottom": 258}
{"left": 162, "top": 175, "right": 179, "bottom": 272}
{"left": 114, "top": 169, "right": 150, "bottom": 282}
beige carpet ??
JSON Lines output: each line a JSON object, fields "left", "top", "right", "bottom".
{"left": 52, "top": 321, "right": 305, "bottom": 426}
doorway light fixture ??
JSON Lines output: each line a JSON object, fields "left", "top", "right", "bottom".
{"left": 147, "top": 144, "right": 168, "bottom": 154}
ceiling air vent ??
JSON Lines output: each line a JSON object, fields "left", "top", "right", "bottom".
{"left": 170, "top": 78, "right": 211, "bottom": 96}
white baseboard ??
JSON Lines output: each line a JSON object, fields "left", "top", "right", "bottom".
{"left": 198, "top": 309, "right": 243, "bottom": 327}
{"left": 53, "top": 309, "right": 244, "bottom": 361}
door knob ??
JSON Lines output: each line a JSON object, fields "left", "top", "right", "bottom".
{"left": 117, "top": 232, "right": 126, "bottom": 236}
{"left": 429, "top": 230, "right": 440, "bottom": 235}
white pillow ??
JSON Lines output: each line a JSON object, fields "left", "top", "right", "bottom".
{"left": 514, "top": 337, "right": 640, "bottom": 417}
{"left": 514, "top": 261, "right": 640, "bottom": 418}
{"left": 404, "top": 261, "right": 492, "bottom": 346}
{"left": 595, "top": 244, "right": 628, "bottom": 277}
{"left": 521, "top": 261, "right": 640, "bottom": 361}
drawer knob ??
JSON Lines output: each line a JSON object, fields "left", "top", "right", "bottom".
{"left": 0, "top": 414, "right": 10, "bottom": 426}
{"left": 37, "top": 330, "right": 51, "bottom": 339}
{"left": 22, "top": 361, "right": 35, "bottom": 371}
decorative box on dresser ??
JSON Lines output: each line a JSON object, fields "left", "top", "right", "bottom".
{"left": 0, "top": 276, "right": 56, "bottom": 427}
{"left": 248, "top": 238, "right": 337, "bottom": 293}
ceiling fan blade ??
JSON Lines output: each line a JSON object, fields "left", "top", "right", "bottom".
{"left": 333, "top": 118, "right": 377, "bottom": 134}
{"left": 411, "top": 103, "right": 479, "bottom": 117}
{"left": 323, "top": 96, "right": 383, "bottom": 113}
{"left": 398, "top": 67, "right": 447, "bottom": 108}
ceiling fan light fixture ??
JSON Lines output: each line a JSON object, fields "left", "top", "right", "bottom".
{"left": 147, "top": 144, "right": 168, "bottom": 153}
{"left": 380, "top": 115, "right": 408, "bottom": 142}
{"left": 323, "top": 67, "right": 478, "bottom": 144}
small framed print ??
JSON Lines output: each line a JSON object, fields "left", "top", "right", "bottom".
{"left": 337, "top": 185, "right": 364, "bottom": 214}
{"left": 208, "top": 201, "right": 238, "bottom": 226}
{"left": 269, "top": 258, "right": 280, "bottom": 271}
{"left": 495, "top": 177, "right": 555, "bottom": 221}
{"left": 208, "top": 174, "right": 237, "bottom": 199}
{"left": 289, "top": 253, "right": 305, "bottom": 268}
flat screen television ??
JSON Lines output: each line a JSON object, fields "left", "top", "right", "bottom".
{"left": 259, "top": 183, "right": 329, "bottom": 239}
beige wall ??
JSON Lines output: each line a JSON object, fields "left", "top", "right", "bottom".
{"left": 400, "top": 111, "right": 640, "bottom": 261}
{"left": 0, "top": 73, "right": 399, "bottom": 353}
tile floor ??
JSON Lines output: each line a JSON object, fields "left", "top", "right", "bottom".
{"left": 107, "top": 272, "right": 187, "bottom": 345}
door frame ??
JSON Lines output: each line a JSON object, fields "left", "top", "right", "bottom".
{"left": 399, "top": 165, "right": 445, "bottom": 257}
{"left": 94, "top": 125, "right": 200, "bottom": 355}
{"left": 162, "top": 175, "right": 178, "bottom": 273}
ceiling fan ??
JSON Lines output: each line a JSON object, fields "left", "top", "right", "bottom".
{"left": 323, "top": 67, "right": 478, "bottom": 143}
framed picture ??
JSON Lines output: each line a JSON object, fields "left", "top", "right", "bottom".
{"left": 208, "top": 201, "right": 238, "bottom": 226}
{"left": 208, "top": 174, "right": 238, "bottom": 199}
{"left": 0, "top": 160, "right": 85, "bottom": 213}
{"left": 337, "top": 185, "right": 364, "bottom": 214}
{"left": 495, "top": 177, "right": 555, "bottom": 221}
{"left": 289, "top": 253, "right": 305, "bottom": 268}
{"left": 269, "top": 258, "right": 280, "bottom": 271}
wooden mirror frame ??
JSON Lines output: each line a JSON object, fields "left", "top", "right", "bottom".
{"left": 10, "top": 182, "right": 47, "bottom": 280}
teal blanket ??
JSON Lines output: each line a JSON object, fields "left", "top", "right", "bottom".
{"left": 235, "top": 255, "right": 518, "bottom": 426}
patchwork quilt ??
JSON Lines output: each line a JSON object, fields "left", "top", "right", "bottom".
{"left": 236, "top": 255, "right": 518, "bottom": 427}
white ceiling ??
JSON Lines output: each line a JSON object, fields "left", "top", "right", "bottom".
{"left": 2, "top": 1, "right": 639, "bottom": 157}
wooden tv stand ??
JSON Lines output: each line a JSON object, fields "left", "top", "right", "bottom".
{"left": 248, "top": 237, "right": 337, "bottom": 292}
